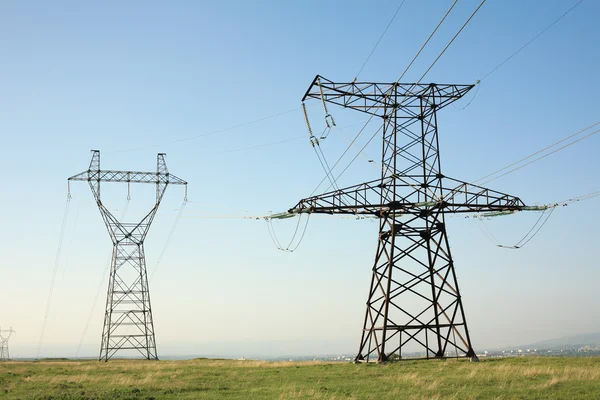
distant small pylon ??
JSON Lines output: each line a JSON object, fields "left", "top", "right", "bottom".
{"left": 0, "top": 326, "right": 15, "bottom": 361}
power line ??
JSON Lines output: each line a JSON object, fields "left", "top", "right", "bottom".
{"left": 306, "top": 120, "right": 383, "bottom": 197}
{"left": 149, "top": 199, "right": 188, "bottom": 284}
{"left": 326, "top": 0, "right": 486, "bottom": 188}
{"left": 314, "top": 143, "right": 341, "bottom": 192}
{"left": 60, "top": 187, "right": 83, "bottom": 282}
{"left": 324, "top": 125, "right": 384, "bottom": 193}
{"left": 469, "top": 188, "right": 599, "bottom": 223}
{"left": 476, "top": 206, "right": 556, "bottom": 250}
{"left": 75, "top": 197, "right": 130, "bottom": 358}
{"left": 455, "top": 1, "right": 584, "bottom": 111}
{"left": 480, "top": 0, "right": 584, "bottom": 82}
{"left": 477, "top": 122, "right": 600, "bottom": 185}
{"left": 180, "top": 213, "right": 376, "bottom": 220}
{"left": 470, "top": 187, "right": 599, "bottom": 250}
{"left": 119, "top": 107, "right": 302, "bottom": 153}
{"left": 265, "top": 213, "right": 311, "bottom": 252}
{"left": 506, "top": 208, "right": 555, "bottom": 249}
{"left": 414, "top": 0, "right": 487, "bottom": 83}
{"left": 309, "top": 0, "right": 461, "bottom": 197}
{"left": 184, "top": 214, "right": 261, "bottom": 219}
{"left": 396, "top": 0, "right": 460, "bottom": 85}
{"left": 453, "top": 82, "right": 480, "bottom": 111}
{"left": 265, "top": 216, "right": 285, "bottom": 250}
{"left": 556, "top": 190, "right": 600, "bottom": 205}
{"left": 302, "top": 102, "right": 341, "bottom": 192}
{"left": 308, "top": 122, "right": 380, "bottom": 197}
{"left": 475, "top": 121, "right": 599, "bottom": 183}
{"left": 332, "top": 123, "right": 380, "bottom": 168}
{"left": 37, "top": 194, "right": 71, "bottom": 358}
{"left": 354, "top": 0, "right": 407, "bottom": 80}
{"left": 475, "top": 218, "right": 500, "bottom": 246}
{"left": 196, "top": 136, "right": 304, "bottom": 157}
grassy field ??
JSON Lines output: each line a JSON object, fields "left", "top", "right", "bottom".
{"left": 1, "top": 357, "right": 599, "bottom": 399}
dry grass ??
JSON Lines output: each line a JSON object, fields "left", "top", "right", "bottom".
{"left": 1, "top": 356, "right": 599, "bottom": 399}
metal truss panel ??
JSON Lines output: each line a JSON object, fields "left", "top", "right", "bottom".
{"left": 101, "top": 243, "right": 156, "bottom": 361}
{"left": 302, "top": 75, "right": 474, "bottom": 118}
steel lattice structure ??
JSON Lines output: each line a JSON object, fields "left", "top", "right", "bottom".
{"left": 69, "top": 151, "right": 187, "bottom": 361}
{"left": 290, "top": 75, "right": 534, "bottom": 362}
{"left": 0, "top": 326, "right": 15, "bottom": 361}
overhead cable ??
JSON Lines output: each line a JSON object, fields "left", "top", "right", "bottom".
{"left": 395, "top": 0, "right": 460, "bottom": 85}
{"left": 332, "top": 123, "right": 380, "bottom": 169}
{"left": 265, "top": 213, "right": 311, "bottom": 252}
{"left": 119, "top": 107, "right": 302, "bottom": 152}
{"left": 196, "top": 136, "right": 304, "bottom": 158}
{"left": 60, "top": 187, "right": 83, "bottom": 281}
{"left": 458, "top": 0, "right": 584, "bottom": 110}
{"left": 556, "top": 190, "right": 600, "bottom": 205}
{"left": 323, "top": 124, "right": 384, "bottom": 193}
{"left": 478, "top": 123, "right": 600, "bottom": 185}
{"left": 309, "top": 0, "right": 461, "bottom": 196}
{"left": 75, "top": 197, "right": 130, "bottom": 357}
{"left": 414, "top": 0, "right": 487, "bottom": 84}
{"left": 37, "top": 194, "right": 71, "bottom": 358}
{"left": 149, "top": 199, "right": 188, "bottom": 284}
{"left": 303, "top": 102, "right": 342, "bottom": 193}
{"left": 354, "top": 0, "right": 407, "bottom": 80}
{"left": 500, "top": 208, "right": 555, "bottom": 249}
{"left": 475, "top": 207, "right": 556, "bottom": 250}
{"left": 480, "top": 0, "right": 584, "bottom": 82}
{"left": 472, "top": 188, "right": 600, "bottom": 251}
{"left": 325, "top": 0, "right": 486, "bottom": 188}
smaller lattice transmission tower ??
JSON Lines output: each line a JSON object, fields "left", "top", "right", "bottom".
{"left": 0, "top": 327, "right": 15, "bottom": 361}
{"left": 68, "top": 150, "right": 187, "bottom": 361}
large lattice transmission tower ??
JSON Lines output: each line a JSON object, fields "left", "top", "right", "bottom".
{"left": 289, "top": 76, "right": 540, "bottom": 362}
{"left": 0, "top": 326, "right": 15, "bottom": 361}
{"left": 69, "top": 151, "right": 187, "bottom": 361}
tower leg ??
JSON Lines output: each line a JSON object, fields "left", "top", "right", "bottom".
{"left": 99, "top": 242, "right": 157, "bottom": 361}
{"left": 355, "top": 213, "right": 475, "bottom": 362}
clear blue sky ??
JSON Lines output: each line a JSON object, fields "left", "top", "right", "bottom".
{"left": 1, "top": 0, "right": 598, "bottom": 358}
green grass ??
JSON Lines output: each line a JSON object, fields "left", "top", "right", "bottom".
{"left": 1, "top": 357, "right": 599, "bottom": 399}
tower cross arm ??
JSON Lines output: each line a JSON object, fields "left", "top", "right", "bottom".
{"left": 438, "top": 177, "right": 528, "bottom": 213}
{"left": 68, "top": 170, "right": 187, "bottom": 185}
{"left": 288, "top": 178, "right": 389, "bottom": 216}
{"left": 287, "top": 176, "right": 533, "bottom": 217}
{"left": 302, "top": 75, "right": 474, "bottom": 117}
